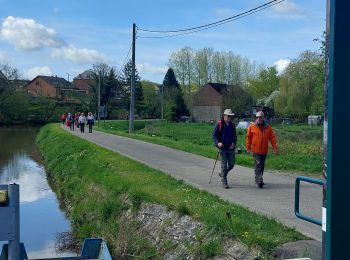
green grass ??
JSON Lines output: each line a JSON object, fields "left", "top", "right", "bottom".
{"left": 37, "top": 124, "right": 306, "bottom": 259}
{"left": 96, "top": 120, "right": 323, "bottom": 175}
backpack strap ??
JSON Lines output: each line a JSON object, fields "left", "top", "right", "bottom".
{"left": 218, "top": 119, "right": 223, "bottom": 132}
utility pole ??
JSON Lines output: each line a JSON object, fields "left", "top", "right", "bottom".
{"left": 129, "top": 23, "right": 136, "bottom": 133}
{"left": 98, "top": 74, "right": 101, "bottom": 128}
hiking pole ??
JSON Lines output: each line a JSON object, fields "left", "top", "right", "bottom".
{"left": 209, "top": 150, "right": 220, "bottom": 184}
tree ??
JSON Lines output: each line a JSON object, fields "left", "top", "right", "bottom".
{"left": 222, "top": 85, "right": 253, "bottom": 119}
{"left": 0, "top": 63, "right": 21, "bottom": 103}
{"left": 0, "top": 63, "right": 25, "bottom": 124}
{"left": 193, "top": 49, "right": 209, "bottom": 87}
{"left": 274, "top": 51, "right": 324, "bottom": 118}
{"left": 162, "top": 68, "right": 188, "bottom": 121}
{"left": 212, "top": 51, "right": 226, "bottom": 83}
{"left": 247, "top": 66, "right": 280, "bottom": 103}
{"left": 141, "top": 80, "right": 161, "bottom": 118}
{"left": 88, "top": 63, "right": 122, "bottom": 117}
{"left": 120, "top": 59, "right": 144, "bottom": 115}
{"left": 169, "top": 47, "right": 262, "bottom": 90}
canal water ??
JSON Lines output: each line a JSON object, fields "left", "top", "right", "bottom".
{"left": 0, "top": 126, "right": 77, "bottom": 258}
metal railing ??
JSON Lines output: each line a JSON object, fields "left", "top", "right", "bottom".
{"left": 294, "top": 176, "right": 324, "bottom": 226}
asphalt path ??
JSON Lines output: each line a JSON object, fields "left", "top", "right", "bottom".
{"left": 61, "top": 125, "right": 323, "bottom": 242}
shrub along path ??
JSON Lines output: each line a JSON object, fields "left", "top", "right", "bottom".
{"left": 60, "top": 125, "right": 322, "bottom": 242}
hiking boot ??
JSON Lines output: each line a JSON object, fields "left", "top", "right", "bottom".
{"left": 222, "top": 178, "right": 229, "bottom": 189}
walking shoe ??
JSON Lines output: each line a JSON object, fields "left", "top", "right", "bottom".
{"left": 258, "top": 182, "right": 264, "bottom": 189}
{"left": 223, "top": 183, "right": 229, "bottom": 189}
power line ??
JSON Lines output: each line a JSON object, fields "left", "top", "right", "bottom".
{"left": 116, "top": 40, "right": 133, "bottom": 76}
{"left": 137, "top": 0, "right": 284, "bottom": 35}
{"left": 138, "top": 0, "right": 284, "bottom": 39}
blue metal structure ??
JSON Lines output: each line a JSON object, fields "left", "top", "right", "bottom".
{"left": 326, "top": 1, "right": 350, "bottom": 259}
{"left": 294, "top": 176, "right": 324, "bottom": 226}
{"left": 0, "top": 184, "right": 112, "bottom": 260}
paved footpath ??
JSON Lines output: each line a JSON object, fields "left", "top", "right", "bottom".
{"left": 62, "top": 125, "right": 323, "bottom": 242}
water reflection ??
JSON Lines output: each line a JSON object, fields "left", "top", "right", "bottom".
{"left": 1, "top": 152, "right": 50, "bottom": 203}
{"left": 0, "top": 126, "right": 77, "bottom": 258}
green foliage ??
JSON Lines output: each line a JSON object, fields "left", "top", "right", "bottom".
{"left": 275, "top": 51, "right": 324, "bottom": 118}
{"left": 223, "top": 84, "right": 253, "bottom": 119}
{"left": 0, "top": 91, "right": 31, "bottom": 124}
{"left": 37, "top": 124, "right": 306, "bottom": 258}
{"left": 162, "top": 68, "right": 189, "bottom": 121}
{"left": 176, "top": 203, "right": 191, "bottom": 216}
{"left": 141, "top": 80, "right": 161, "bottom": 118}
{"left": 202, "top": 239, "right": 221, "bottom": 257}
{"left": 89, "top": 63, "right": 122, "bottom": 116}
{"left": 120, "top": 59, "right": 144, "bottom": 115}
{"left": 247, "top": 66, "right": 280, "bottom": 103}
{"left": 169, "top": 47, "right": 260, "bottom": 89}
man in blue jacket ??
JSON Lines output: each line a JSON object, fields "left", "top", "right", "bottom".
{"left": 212, "top": 109, "right": 237, "bottom": 189}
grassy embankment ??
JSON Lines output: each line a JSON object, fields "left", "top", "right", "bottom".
{"left": 96, "top": 120, "right": 323, "bottom": 175}
{"left": 37, "top": 124, "right": 306, "bottom": 258}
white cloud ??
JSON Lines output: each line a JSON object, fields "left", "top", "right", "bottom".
{"left": 271, "top": 0, "right": 304, "bottom": 18}
{"left": 137, "top": 63, "right": 168, "bottom": 75}
{"left": 52, "top": 45, "right": 107, "bottom": 64}
{"left": 273, "top": 59, "right": 291, "bottom": 73}
{"left": 24, "top": 66, "right": 53, "bottom": 80}
{"left": 0, "top": 16, "right": 64, "bottom": 51}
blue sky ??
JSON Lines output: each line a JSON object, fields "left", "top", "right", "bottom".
{"left": 0, "top": 0, "right": 325, "bottom": 83}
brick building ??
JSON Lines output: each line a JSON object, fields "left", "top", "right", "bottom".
{"left": 192, "top": 83, "right": 227, "bottom": 122}
{"left": 73, "top": 70, "right": 95, "bottom": 94}
{"left": 24, "top": 75, "right": 86, "bottom": 102}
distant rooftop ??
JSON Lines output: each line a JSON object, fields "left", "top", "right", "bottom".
{"left": 36, "top": 75, "right": 73, "bottom": 89}
{"left": 74, "top": 70, "right": 94, "bottom": 80}
{"left": 206, "top": 82, "right": 227, "bottom": 94}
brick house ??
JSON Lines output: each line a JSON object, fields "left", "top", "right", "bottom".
{"left": 24, "top": 76, "right": 86, "bottom": 102}
{"left": 192, "top": 83, "right": 227, "bottom": 122}
{"left": 73, "top": 70, "right": 95, "bottom": 94}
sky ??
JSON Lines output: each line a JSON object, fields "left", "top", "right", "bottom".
{"left": 0, "top": 0, "right": 326, "bottom": 84}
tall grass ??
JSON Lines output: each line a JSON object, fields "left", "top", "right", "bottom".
{"left": 37, "top": 124, "right": 306, "bottom": 258}
{"left": 97, "top": 120, "right": 323, "bottom": 175}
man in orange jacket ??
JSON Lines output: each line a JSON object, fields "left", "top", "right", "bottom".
{"left": 246, "top": 111, "right": 277, "bottom": 188}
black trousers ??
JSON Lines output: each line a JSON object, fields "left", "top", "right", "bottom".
{"left": 80, "top": 123, "right": 85, "bottom": 133}
{"left": 253, "top": 154, "right": 267, "bottom": 184}
{"left": 88, "top": 123, "right": 93, "bottom": 133}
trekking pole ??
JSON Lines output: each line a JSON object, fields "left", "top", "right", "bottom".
{"left": 209, "top": 150, "right": 220, "bottom": 184}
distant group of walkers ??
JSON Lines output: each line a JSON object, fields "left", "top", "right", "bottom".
{"left": 212, "top": 109, "right": 277, "bottom": 189}
{"left": 60, "top": 112, "right": 95, "bottom": 133}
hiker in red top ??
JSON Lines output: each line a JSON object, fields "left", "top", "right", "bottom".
{"left": 212, "top": 109, "right": 237, "bottom": 189}
{"left": 246, "top": 111, "right": 278, "bottom": 188}
{"left": 60, "top": 113, "right": 66, "bottom": 125}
